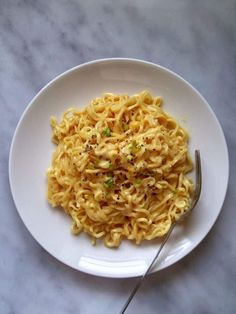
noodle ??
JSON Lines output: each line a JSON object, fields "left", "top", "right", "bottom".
{"left": 47, "top": 91, "right": 193, "bottom": 247}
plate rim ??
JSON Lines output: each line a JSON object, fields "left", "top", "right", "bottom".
{"left": 8, "top": 58, "right": 229, "bottom": 278}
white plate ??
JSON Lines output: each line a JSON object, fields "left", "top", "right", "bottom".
{"left": 9, "top": 59, "right": 229, "bottom": 278}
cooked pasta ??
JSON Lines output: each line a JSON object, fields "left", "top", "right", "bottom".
{"left": 47, "top": 91, "right": 193, "bottom": 247}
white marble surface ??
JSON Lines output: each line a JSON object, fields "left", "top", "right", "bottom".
{"left": 1, "top": 1, "right": 236, "bottom": 313}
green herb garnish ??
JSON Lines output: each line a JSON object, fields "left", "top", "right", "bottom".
{"left": 103, "top": 127, "right": 111, "bottom": 137}
{"left": 134, "top": 179, "right": 141, "bottom": 186}
{"left": 131, "top": 140, "right": 138, "bottom": 148}
{"left": 123, "top": 123, "right": 129, "bottom": 131}
{"left": 129, "top": 140, "right": 141, "bottom": 154}
{"left": 108, "top": 162, "right": 113, "bottom": 169}
{"left": 104, "top": 177, "right": 114, "bottom": 188}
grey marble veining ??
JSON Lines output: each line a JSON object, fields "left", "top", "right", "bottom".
{"left": 1, "top": 0, "right": 236, "bottom": 313}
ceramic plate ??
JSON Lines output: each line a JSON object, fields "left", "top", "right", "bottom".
{"left": 9, "top": 59, "right": 229, "bottom": 278}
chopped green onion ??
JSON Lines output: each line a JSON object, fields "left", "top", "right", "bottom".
{"left": 123, "top": 123, "right": 129, "bottom": 131}
{"left": 134, "top": 179, "right": 141, "bottom": 185}
{"left": 132, "top": 140, "right": 138, "bottom": 147}
{"left": 129, "top": 140, "right": 140, "bottom": 154}
{"left": 103, "top": 127, "right": 111, "bottom": 137}
{"left": 108, "top": 162, "right": 113, "bottom": 169}
{"left": 104, "top": 177, "right": 114, "bottom": 188}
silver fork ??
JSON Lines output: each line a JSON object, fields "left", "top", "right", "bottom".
{"left": 120, "top": 150, "right": 202, "bottom": 314}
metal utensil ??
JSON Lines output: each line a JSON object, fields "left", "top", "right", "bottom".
{"left": 120, "top": 150, "right": 202, "bottom": 314}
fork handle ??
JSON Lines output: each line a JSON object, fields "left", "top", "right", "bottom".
{"left": 120, "top": 150, "right": 201, "bottom": 314}
{"left": 119, "top": 222, "right": 176, "bottom": 314}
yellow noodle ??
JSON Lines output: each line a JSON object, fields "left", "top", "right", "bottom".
{"left": 47, "top": 91, "right": 193, "bottom": 247}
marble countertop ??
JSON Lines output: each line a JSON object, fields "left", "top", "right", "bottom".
{"left": 1, "top": 1, "right": 236, "bottom": 313}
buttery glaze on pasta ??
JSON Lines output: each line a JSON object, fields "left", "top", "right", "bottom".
{"left": 47, "top": 91, "right": 193, "bottom": 248}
